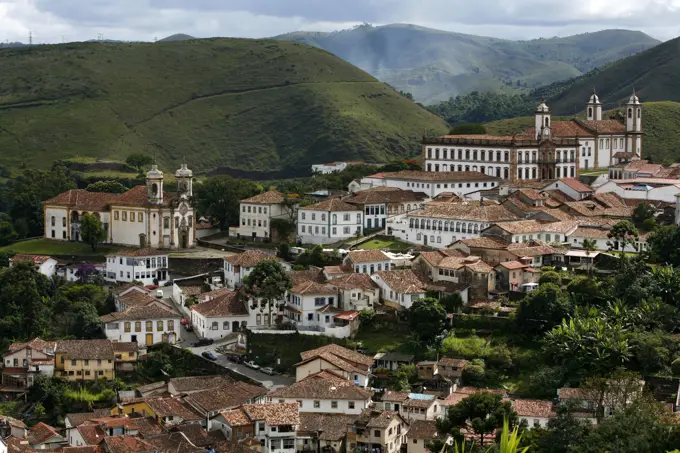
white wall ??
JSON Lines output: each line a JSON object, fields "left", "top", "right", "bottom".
{"left": 105, "top": 254, "right": 169, "bottom": 285}
{"left": 271, "top": 397, "right": 368, "bottom": 414}
{"left": 191, "top": 311, "right": 249, "bottom": 339}
{"left": 104, "top": 317, "right": 181, "bottom": 346}
{"left": 595, "top": 182, "right": 680, "bottom": 203}
{"left": 297, "top": 209, "right": 362, "bottom": 245}
{"left": 392, "top": 216, "right": 493, "bottom": 249}
{"left": 45, "top": 207, "right": 69, "bottom": 241}
{"left": 542, "top": 180, "right": 591, "bottom": 201}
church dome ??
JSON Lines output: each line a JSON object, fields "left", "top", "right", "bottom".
{"left": 628, "top": 92, "right": 640, "bottom": 104}
{"left": 535, "top": 100, "right": 550, "bottom": 113}
{"left": 146, "top": 164, "right": 163, "bottom": 179}
{"left": 175, "top": 163, "right": 193, "bottom": 178}
{"left": 589, "top": 93, "right": 600, "bottom": 104}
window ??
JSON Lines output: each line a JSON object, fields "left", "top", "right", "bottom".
{"left": 168, "top": 320, "right": 174, "bottom": 331}
{"left": 349, "top": 401, "right": 355, "bottom": 409}
{"left": 223, "top": 321, "right": 229, "bottom": 330}
{"left": 343, "top": 227, "right": 350, "bottom": 234}
{"left": 84, "top": 359, "right": 89, "bottom": 366}
{"left": 122, "top": 211, "right": 127, "bottom": 221}
{"left": 314, "top": 401, "right": 320, "bottom": 408}
{"left": 301, "top": 212, "right": 306, "bottom": 220}
{"left": 114, "top": 211, "right": 119, "bottom": 220}
{"left": 146, "top": 321, "right": 153, "bottom": 332}
{"left": 311, "top": 213, "right": 316, "bottom": 221}
{"left": 301, "top": 225, "right": 305, "bottom": 233}
{"left": 374, "top": 430, "right": 381, "bottom": 437}
{"left": 135, "top": 322, "right": 141, "bottom": 332}
{"left": 212, "top": 321, "right": 218, "bottom": 330}
{"left": 331, "top": 401, "right": 338, "bottom": 409}
{"left": 138, "top": 212, "right": 143, "bottom": 222}
{"left": 63, "top": 217, "right": 66, "bottom": 227}
{"left": 71, "top": 359, "right": 77, "bottom": 366}
{"left": 314, "top": 297, "right": 326, "bottom": 306}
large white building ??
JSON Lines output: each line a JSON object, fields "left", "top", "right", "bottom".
{"left": 422, "top": 92, "right": 643, "bottom": 178}
{"left": 104, "top": 248, "right": 169, "bottom": 285}
{"left": 43, "top": 164, "right": 196, "bottom": 249}
{"left": 100, "top": 302, "right": 182, "bottom": 346}
{"left": 190, "top": 290, "right": 253, "bottom": 338}
{"left": 297, "top": 199, "right": 363, "bottom": 245}
{"left": 230, "top": 191, "right": 296, "bottom": 241}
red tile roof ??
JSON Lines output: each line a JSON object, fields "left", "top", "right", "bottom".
{"left": 346, "top": 250, "right": 390, "bottom": 264}
{"left": 511, "top": 399, "right": 556, "bottom": 418}
{"left": 300, "top": 344, "right": 374, "bottom": 367}
{"left": 242, "top": 403, "right": 300, "bottom": 426}
{"left": 225, "top": 250, "right": 278, "bottom": 268}
{"left": 302, "top": 199, "right": 360, "bottom": 212}
{"left": 10, "top": 255, "right": 53, "bottom": 265}
{"left": 241, "top": 191, "right": 286, "bottom": 204}
{"left": 28, "top": 422, "right": 63, "bottom": 445}
{"left": 559, "top": 178, "right": 593, "bottom": 193}
{"left": 107, "top": 248, "right": 166, "bottom": 258}
{"left": 190, "top": 291, "right": 248, "bottom": 317}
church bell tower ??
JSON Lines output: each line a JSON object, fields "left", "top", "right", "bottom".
{"left": 175, "top": 163, "right": 193, "bottom": 199}
{"left": 146, "top": 165, "right": 164, "bottom": 205}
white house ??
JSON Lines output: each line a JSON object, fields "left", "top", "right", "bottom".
{"left": 481, "top": 220, "right": 579, "bottom": 244}
{"left": 297, "top": 199, "right": 362, "bottom": 245}
{"left": 312, "top": 162, "right": 348, "bottom": 174}
{"left": 596, "top": 178, "right": 680, "bottom": 204}
{"left": 56, "top": 261, "right": 106, "bottom": 282}
{"left": 190, "top": 290, "right": 252, "bottom": 338}
{"left": 391, "top": 202, "right": 518, "bottom": 249}
{"left": 343, "top": 250, "right": 391, "bottom": 274}
{"left": 100, "top": 302, "right": 182, "bottom": 346}
{"left": 43, "top": 164, "right": 196, "bottom": 249}
{"left": 230, "top": 191, "right": 296, "bottom": 241}
{"left": 541, "top": 178, "right": 594, "bottom": 200}
{"left": 354, "top": 171, "right": 502, "bottom": 199}
{"left": 511, "top": 399, "right": 557, "bottom": 428}
{"left": 567, "top": 226, "right": 648, "bottom": 253}
{"left": 2, "top": 338, "right": 56, "bottom": 389}
{"left": 295, "top": 344, "right": 373, "bottom": 388}
{"left": 104, "top": 248, "right": 169, "bottom": 285}
{"left": 268, "top": 373, "right": 373, "bottom": 414}
{"left": 371, "top": 269, "right": 427, "bottom": 310}
{"left": 224, "top": 250, "right": 290, "bottom": 289}
{"left": 380, "top": 391, "right": 441, "bottom": 421}
{"left": 326, "top": 273, "right": 380, "bottom": 311}
{"left": 345, "top": 189, "right": 428, "bottom": 230}
{"left": 9, "top": 255, "right": 58, "bottom": 278}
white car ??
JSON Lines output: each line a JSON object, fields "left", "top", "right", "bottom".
{"left": 245, "top": 361, "right": 260, "bottom": 370}
{"left": 261, "top": 367, "right": 275, "bottom": 376}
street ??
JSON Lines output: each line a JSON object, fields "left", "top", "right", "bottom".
{"left": 158, "top": 286, "right": 294, "bottom": 390}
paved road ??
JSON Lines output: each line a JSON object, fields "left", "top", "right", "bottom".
{"left": 158, "top": 287, "right": 293, "bottom": 390}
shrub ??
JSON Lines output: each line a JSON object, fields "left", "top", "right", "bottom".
{"left": 440, "top": 334, "right": 491, "bottom": 359}
{"left": 671, "top": 358, "right": 680, "bottom": 376}
{"left": 539, "top": 271, "right": 562, "bottom": 286}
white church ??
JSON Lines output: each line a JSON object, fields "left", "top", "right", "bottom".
{"left": 423, "top": 90, "right": 643, "bottom": 180}
{"left": 43, "top": 164, "right": 196, "bottom": 249}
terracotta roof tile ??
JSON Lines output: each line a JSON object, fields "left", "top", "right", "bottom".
{"left": 10, "top": 255, "right": 53, "bottom": 265}
{"left": 497, "top": 260, "right": 529, "bottom": 270}
{"left": 185, "top": 382, "right": 267, "bottom": 413}
{"left": 191, "top": 291, "right": 248, "bottom": 317}
{"left": 289, "top": 268, "right": 324, "bottom": 286}
{"left": 327, "top": 273, "right": 378, "bottom": 291}
{"left": 522, "top": 120, "right": 593, "bottom": 138}
{"left": 290, "top": 280, "right": 336, "bottom": 296}
{"left": 302, "top": 199, "right": 360, "bottom": 212}
{"left": 145, "top": 397, "right": 203, "bottom": 421}
{"left": 559, "top": 178, "right": 593, "bottom": 193}
{"left": 437, "top": 357, "right": 469, "bottom": 368}
{"left": 456, "top": 237, "right": 509, "bottom": 249}
{"left": 347, "top": 190, "right": 426, "bottom": 205}
{"left": 76, "top": 424, "right": 106, "bottom": 445}
{"left": 106, "top": 248, "right": 166, "bottom": 258}
{"left": 241, "top": 191, "right": 286, "bottom": 204}
{"left": 220, "top": 408, "right": 251, "bottom": 427}
{"left": 270, "top": 376, "right": 372, "bottom": 400}
{"left": 102, "top": 435, "right": 156, "bottom": 453}
{"left": 372, "top": 269, "right": 427, "bottom": 294}
{"left": 225, "top": 250, "right": 278, "bottom": 268}
{"left": 407, "top": 420, "right": 441, "bottom": 440}
{"left": 116, "top": 291, "right": 158, "bottom": 309}
{"left": 43, "top": 189, "right": 118, "bottom": 211}
{"left": 6, "top": 338, "right": 56, "bottom": 354}
{"left": 369, "top": 170, "right": 499, "bottom": 182}
{"left": 579, "top": 119, "right": 626, "bottom": 134}
{"left": 366, "top": 411, "right": 402, "bottom": 428}
{"left": 56, "top": 340, "right": 114, "bottom": 360}
{"left": 168, "top": 375, "right": 234, "bottom": 393}
{"left": 100, "top": 304, "right": 180, "bottom": 322}
{"left": 492, "top": 220, "right": 578, "bottom": 235}
{"left": 511, "top": 399, "right": 556, "bottom": 418}
{"left": 242, "top": 403, "right": 300, "bottom": 426}
{"left": 300, "top": 344, "right": 373, "bottom": 368}
{"left": 409, "top": 202, "right": 518, "bottom": 222}
{"left": 346, "top": 250, "right": 390, "bottom": 264}
{"left": 28, "top": 422, "right": 63, "bottom": 445}
{"left": 298, "top": 413, "right": 360, "bottom": 441}
{"left": 65, "top": 410, "right": 111, "bottom": 428}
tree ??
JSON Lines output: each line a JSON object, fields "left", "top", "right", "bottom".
{"left": 632, "top": 202, "right": 656, "bottom": 227}
{"left": 538, "top": 271, "right": 561, "bottom": 286}
{"left": 607, "top": 220, "right": 639, "bottom": 253}
{"left": 646, "top": 225, "right": 680, "bottom": 266}
{"left": 533, "top": 408, "right": 592, "bottom": 453}
{"left": 195, "top": 175, "right": 260, "bottom": 232}
{"left": 581, "top": 238, "right": 597, "bottom": 274}
{"left": 125, "top": 153, "right": 153, "bottom": 172}
{"left": 461, "top": 359, "right": 486, "bottom": 386}
{"left": 448, "top": 123, "right": 487, "bottom": 135}
{"left": 515, "top": 284, "right": 571, "bottom": 335}
{"left": 437, "top": 292, "right": 464, "bottom": 314}
{"left": 407, "top": 297, "right": 446, "bottom": 345}
{"left": 80, "top": 214, "right": 106, "bottom": 251}
{"left": 579, "top": 371, "right": 644, "bottom": 422}
{"left": 0, "top": 263, "right": 51, "bottom": 340}
{"left": 440, "top": 392, "right": 518, "bottom": 447}
{"left": 86, "top": 180, "right": 128, "bottom": 193}
{"left": 243, "top": 260, "right": 293, "bottom": 324}
{"left": 0, "top": 221, "right": 18, "bottom": 246}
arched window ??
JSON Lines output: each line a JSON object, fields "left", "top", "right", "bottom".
{"left": 461, "top": 223, "right": 467, "bottom": 233}
{"left": 442, "top": 164, "right": 448, "bottom": 171}
{"left": 444, "top": 221, "right": 449, "bottom": 231}
{"left": 406, "top": 204, "right": 411, "bottom": 211}
{"left": 518, "top": 168, "right": 523, "bottom": 179}
{"left": 533, "top": 151, "right": 537, "bottom": 162}
{"left": 496, "top": 167, "right": 501, "bottom": 178}
{"left": 456, "top": 222, "right": 461, "bottom": 232}
{"left": 526, "top": 151, "right": 530, "bottom": 163}
{"left": 417, "top": 233, "right": 422, "bottom": 240}
{"left": 472, "top": 165, "right": 478, "bottom": 171}
{"left": 465, "top": 165, "right": 470, "bottom": 171}
{"left": 496, "top": 151, "right": 501, "bottom": 161}
{"left": 426, "top": 220, "right": 431, "bottom": 230}
{"left": 481, "top": 166, "right": 485, "bottom": 174}
{"left": 465, "top": 149, "right": 470, "bottom": 159}
{"left": 420, "top": 219, "right": 426, "bottom": 229}
{"left": 588, "top": 107, "right": 593, "bottom": 117}
{"left": 458, "top": 149, "right": 462, "bottom": 160}
{"left": 504, "top": 152, "right": 509, "bottom": 162}
{"left": 532, "top": 168, "right": 537, "bottom": 179}
{"left": 545, "top": 117, "right": 550, "bottom": 127}
{"left": 473, "top": 150, "right": 478, "bottom": 160}
{"left": 473, "top": 224, "right": 479, "bottom": 233}
{"left": 504, "top": 168, "right": 509, "bottom": 179}
{"left": 628, "top": 108, "right": 632, "bottom": 118}
{"left": 518, "top": 153, "right": 523, "bottom": 164}
{"left": 409, "top": 218, "right": 415, "bottom": 228}
{"left": 435, "top": 149, "right": 440, "bottom": 159}
{"left": 439, "top": 221, "right": 443, "bottom": 231}
{"left": 457, "top": 165, "right": 462, "bottom": 171}
{"left": 468, "top": 224, "right": 473, "bottom": 233}
{"left": 637, "top": 109, "right": 641, "bottom": 118}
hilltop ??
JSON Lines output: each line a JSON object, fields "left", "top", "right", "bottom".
{"left": 0, "top": 39, "right": 447, "bottom": 178}
{"left": 485, "top": 102, "right": 680, "bottom": 163}
{"left": 275, "top": 25, "right": 659, "bottom": 104}
{"left": 546, "top": 35, "right": 680, "bottom": 114}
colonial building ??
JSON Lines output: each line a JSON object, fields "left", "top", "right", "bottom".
{"left": 343, "top": 250, "right": 391, "bottom": 274}
{"left": 297, "top": 199, "right": 363, "bottom": 245}
{"left": 55, "top": 340, "right": 115, "bottom": 381}
{"left": 231, "top": 191, "right": 296, "bottom": 241}
{"left": 2, "top": 338, "right": 56, "bottom": 391}
{"left": 294, "top": 344, "right": 373, "bottom": 388}
{"left": 345, "top": 188, "right": 428, "bottom": 230}
{"left": 43, "top": 164, "right": 196, "bottom": 249}
{"left": 104, "top": 248, "right": 169, "bottom": 285}
{"left": 100, "top": 303, "right": 182, "bottom": 346}
{"left": 224, "top": 250, "right": 290, "bottom": 289}
{"left": 423, "top": 92, "right": 643, "bottom": 178}
{"left": 351, "top": 171, "right": 501, "bottom": 199}
{"left": 190, "top": 290, "right": 252, "bottom": 338}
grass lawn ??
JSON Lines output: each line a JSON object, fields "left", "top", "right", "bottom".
{"left": 354, "top": 318, "right": 416, "bottom": 355}
{"left": 0, "top": 239, "right": 127, "bottom": 257}
{"left": 356, "top": 237, "right": 413, "bottom": 251}
{"left": 247, "top": 332, "right": 339, "bottom": 373}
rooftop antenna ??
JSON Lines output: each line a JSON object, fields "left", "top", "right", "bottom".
{"left": 28, "top": 31, "right": 32, "bottom": 45}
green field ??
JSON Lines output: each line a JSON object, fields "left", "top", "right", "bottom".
{"left": 0, "top": 239, "right": 126, "bottom": 257}
{"left": 0, "top": 39, "right": 447, "bottom": 176}
{"left": 356, "top": 237, "right": 414, "bottom": 251}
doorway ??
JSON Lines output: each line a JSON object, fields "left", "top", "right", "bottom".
{"left": 139, "top": 234, "right": 147, "bottom": 248}
{"left": 131, "top": 335, "right": 137, "bottom": 343}
{"left": 180, "top": 232, "right": 188, "bottom": 248}
{"left": 232, "top": 321, "right": 240, "bottom": 331}
{"left": 145, "top": 334, "right": 153, "bottom": 345}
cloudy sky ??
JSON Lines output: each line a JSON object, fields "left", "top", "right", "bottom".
{"left": 1, "top": 0, "right": 680, "bottom": 44}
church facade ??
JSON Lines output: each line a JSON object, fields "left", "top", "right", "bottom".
{"left": 423, "top": 91, "right": 643, "bottom": 181}
{"left": 43, "top": 164, "right": 196, "bottom": 249}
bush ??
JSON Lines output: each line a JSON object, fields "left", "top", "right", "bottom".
{"left": 525, "top": 365, "right": 567, "bottom": 398}
{"left": 462, "top": 362, "right": 486, "bottom": 386}
{"left": 539, "top": 271, "right": 562, "bottom": 286}
{"left": 671, "top": 358, "right": 680, "bottom": 375}
{"left": 487, "top": 345, "right": 514, "bottom": 372}
{"left": 440, "top": 334, "right": 491, "bottom": 359}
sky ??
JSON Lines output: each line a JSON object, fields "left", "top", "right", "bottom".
{"left": 1, "top": 0, "right": 680, "bottom": 44}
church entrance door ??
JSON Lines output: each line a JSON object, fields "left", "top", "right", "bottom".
{"left": 139, "top": 234, "right": 146, "bottom": 248}
{"left": 180, "top": 232, "right": 188, "bottom": 249}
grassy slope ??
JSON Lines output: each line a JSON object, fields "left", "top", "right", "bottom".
{"left": 276, "top": 25, "right": 659, "bottom": 104}
{"left": 486, "top": 102, "right": 680, "bottom": 162}
{"left": 548, "top": 36, "right": 680, "bottom": 114}
{"left": 0, "top": 239, "right": 125, "bottom": 256}
{"left": 0, "top": 39, "right": 447, "bottom": 176}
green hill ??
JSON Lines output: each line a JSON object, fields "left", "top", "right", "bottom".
{"left": 548, "top": 36, "right": 680, "bottom": 114}
{"left": 275, "top": 25, "right": 659, "bottom": 104}
{"left": 485, "top": 102, "right": 680, "bottom": 163}
{"left": 0, "top": 39, "right": 447, "bottom": 178}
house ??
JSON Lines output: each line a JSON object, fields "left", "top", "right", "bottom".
{"left": 55, "top": 340, "right": 115, "bottom": 381}
{"left": 64, "top": 410, "right": 111, "bottom": 444}
{"left": 451, "top": 237, "right": 563, "bottom": 267}
{"left": 355, "top": 171, "right": 502, "bottom": 199}
{"left": 104, "top": 248, "right": 169, "bottom": 285}
{"left": 439, "top": 388, "right": 506, "bottom": 420}
{"left": 436, "top": 357, "right": 468, "bottom": 381}
{"left": 326, "top": 273, "right": 380, "bottom": 312}
{"left": 0, "top": 416, "right": 27, "bottom": 439}
{"left": 379, "top": 392, "right": 441, "bottom": 421}
{"left": 268, "top": 372, "right": 373, "bottom": 414}
{"left": 28, "top": 422, "right": 67, "bottom": 450}
{"left": 371, "top": 269, "right": 427, "bottom": 310}
{"left": 43, "top": 164, "right": 196, "bottom": 249}
{"left": 224, "top": 250, "right": 290, "bottom": 289}
{"left": 541, "top": 178, "right": 593, "bottom": 200}
{"left": 112, "top": 342, "right": 139, "bottom": 372}
{"left": 510, "top": 399, "right": 557, "bottom": 428}
{"left": 392, "top": 202, "right": 519, "bottom": 249}
{"left": 567, "top": 225, "right": 648, "bottom": 253}
{"left": 297, "top": 413, "right": 358, "bottom": 453}
{"left": 413, "top": 250, "right": 490, "bottom": 300}
{"left": 184, "top": 381, "right": 268, "bottom": 421}
{"left": 113, "top": 288, "right": 159, "bottom": 312}
{"left": 494, "top": 260, "right": 540, "bottom": 292}
{"left": 100, "top": 303, "right": 182, "bottom": 346}
{"left": 351, "top": 410, "right": 407, "bottom": 453}
{"left": 480, "top": 220, "right": 579, "bottom": 244}
{"left": 56, "top": 261, "right": 106, "bottom": 283}
{"left": 596, "top": 178, "right": 680, "bottom": 204}
{"left": 345, "top": 189, "right": 428, "bottom": 230}
{"left": 416, "top": 362, "right": 438, "bottom": 380}
{"left": 190, "top": 290, "right": 251, "bottom": 339}
{"left": 406, "top": 420, "right": 447, "bottom": 453}
{"left": 373, "top": 353, "right": 414, "bottom": 372}
{"left": 295, "top": 344, "right": 373, "bottom": 387}
{"left": 343, "top": 250, "right": 391, "bottom": 275}
{"left": 145, "top": 397, "right": 205, "bottom": 427}
{"left": 8, "top": 255, "right": 58, "bottom": 278}
{"left": 231, "top": 191, "right": 296, "bottom": 241}
{"left": 2, "top": 338, "right": 56, "bottom": 391}
{"left": 100, "top": 435, "right": 158, "bottom": 453}
{"left": 111, "top": 283, "right": 148, "bottom": 310}
{"left": 297, "top": 199, "right": 363, "bottom": 245}
{"left": 167, "top": 375, "right": 235, "bottom": 396}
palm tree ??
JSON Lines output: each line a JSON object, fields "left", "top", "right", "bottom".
{"left": 440, "top": 417, "right": 528, "bottom": 453}
{"left": 582, "top": 238, "right": 598, "bottom": 274}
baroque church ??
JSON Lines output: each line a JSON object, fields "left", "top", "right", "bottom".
{"left": 423, "top": 90, "right": 643, "bottom": 182}
{"left": 43, "top": 164, "right": 196, "bottom": 249}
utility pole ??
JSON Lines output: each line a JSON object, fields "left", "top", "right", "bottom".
{"left": 29, "top": 30, "right": 32, "bottom": 45}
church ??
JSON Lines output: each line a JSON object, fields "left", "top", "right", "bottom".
{"left": 423, "top": 90, "right": 643, "bottom": 181}
{"left": 43, "top": 164, "right": 196, "bottom": 249}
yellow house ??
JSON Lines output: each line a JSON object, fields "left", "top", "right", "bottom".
{"left": 113, "top": 342, "right": 139, "bottom": 372}
{"left": 111, "top": 400, "right": 156, "bottom": 418}
{"left": 55, "top": 340, "right": 115, "bottom": 381}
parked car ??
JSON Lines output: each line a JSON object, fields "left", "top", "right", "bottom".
{"left": 202, "top": 351, "right": 217, "bottom": 361}
{"left": 244, "top": 361, "right": 260, "bottom": 370}
{"left": 155, "top": 290, "right": 164, "bottom": 299}
{"left": 192, "top": 338, "right": 214, "bottom": 347}
{"left": 226, "top": 354, "right": 245, "bottom": 364}
{"left": 260, "top": 367, "right": 276, "bottom": 376}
